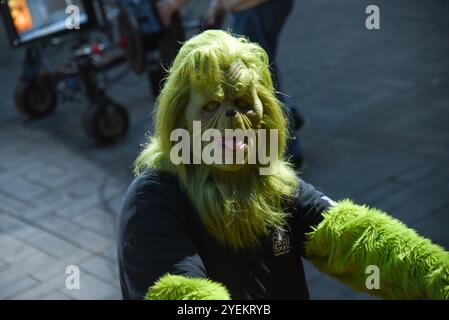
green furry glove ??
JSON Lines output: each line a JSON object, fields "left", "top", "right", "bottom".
{"left": 305, "top": 199, "right": 449, "bottom": 299}
{"left": 145, "top": 274, "right": 231, "bottom": 300}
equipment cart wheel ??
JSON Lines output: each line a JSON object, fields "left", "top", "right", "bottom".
{"left": 83, "top": 101, "right": 129, "bottom": 145}
{"left": 14, "top": 72, "right": 57, "bottom": 118}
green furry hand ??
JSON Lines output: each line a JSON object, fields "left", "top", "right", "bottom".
{"left": 305, "top": 200, "right": 449, "bottom": 299}
{"left": 145, "top": 274, "right": 231, "bottom": 300}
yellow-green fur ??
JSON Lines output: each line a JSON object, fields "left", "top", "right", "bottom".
{"left": 145, "top": 201, "right": 448, "bottom": 300}
{"left": 145, "top": 274, "right": 230, "bottom": 300}
{"left": 305, "top": 200, "right": 449, "bottom": 299}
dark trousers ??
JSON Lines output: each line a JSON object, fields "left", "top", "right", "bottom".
{"left": 231, "top": 0, "right": 302, "bottom": 158}
{"left": 231, "top": 0, "right": 293, "bottom": 93}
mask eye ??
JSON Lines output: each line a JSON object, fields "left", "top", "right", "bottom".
{"left": 234, "top": 98, "right": 251, "bottom": 110}
{"left": 204, "top": 101, "right": 220, "bottom": 112}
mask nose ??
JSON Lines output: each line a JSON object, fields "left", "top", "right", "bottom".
{"left": 225, "top": 109, "right": 237, "bottom": 117}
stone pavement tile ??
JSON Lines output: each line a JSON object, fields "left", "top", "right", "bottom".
{"left": 342, "top": 158, "right": 416, "bottom": 197}
{"left": 58, "top": 190, "right": 123, "bottom": 224}
{"left": 0, "top": 161, "right": 43, "bottom": 182}
{"left": 0, "top": 258, "right": 9, "bottom": 272}
{"left": 392, "top": 188, "right": 449, "bottom": 226}
{"left": 0, "top": 266, "right": 29, "bottom": 299}
{"left": 22, "top": 191, "right": 80, "bottom": 218}
{"left": 0, "top": 267, "right": 28, "bottom": 291}
{"left": 12, "top": 274, "right": 67, "bottom": 300}
{"left": 13, "top": 251, "right": 58, "bottom": 277}
{"left": 63, "top": 174, "right": 125, "bottom": 204}
{"left": 411, "top": 205, "right": 449, "bottom": 250}
{"left": 105, "top": 291, "right": 123, "bottom": 300}
{"left": 355, "top": 166, "right": 448, "bottom": 228}
{"left": 302, "top": 259, "right": 323, "bottom": 283}
{"left": 0, "top": 231, "right": 58, "bottom": 275}
{"left": 65, "top": 229, "right": 113, "bottom": 253}
{"left": 305, "top": 263, "right": 378, "bottom": 300}
{"left": 4, "top": 125, "right": 49, "bottom": 142}
{"left": 383, "top": 104, "right": 437, "bottom": 137}
{"left": 79, "top": 255, "right": 119, "bottom": 287}
{"left": 61, "top": 273, "right": 121, "bottom": 300}
{"left": 306, "top": 270, "right": 370, "bottom": 300}
{"left": 0, "top": 210, "right": 41, "bottom": 240}
{"left": 341, "top": 155, "right": 426, "bottom": 202}
{"left": 23, "top": 162, "right": 84, "bottom": 190}
{"left": 0, "top": 275, "right": 39, "bottom": 299}
{"left": 17, "top": 205, "right": 55, "bottom": 219}
{"left": 0, "top": 233, "right": 50, "bottom": 265}
{"left": 55, "top": 194, "right": 104, "bottom": 219}
{"left": 40, "top": 291, "right": 73, "bottom": 300}
{"left": 33, "top": 214, "right": 91, "bottom": 242}
{"left": 42, "top": 153, "right": 105, "bottom": 178}
{"left": 0, "top": 259, "right": 51, "bottom": 299}
{"left": 73, "top": 207, "right": 117, "bottom": 239}
{"left": 81, "top": 145, "right": 137, "bottom": 168}
{"left": 0, "top": 190, "right": 35, "bottom": 215}
{"left": 392, "top": 158, "right": 443, "bottom": 184}
{"left": 9, "top": 253, "right": 119, "bottom": 299}
{"left": 32, "top": 253, "right": 91, "bottom": 282}
{"left": 63, "top": 174, "right": 109, "bottom": 200}
{"left": 34, "top": 214, "right": 114, "bottom": 254}
{"left": 0, "top": 143, "right": 40, "bottom": 170}
{"left": 302, "top": 142, "right": 383, "bottom": 196}
{"left": 357, "top": 180, "right": 403, "bottom": 206}
{"left": 98, "top": 243, "right": 119, "bottom": 264}
{"left": 379, "top": 166, "right": 449, "bottom": 221}
{"left": 25, "top": 231, "right": 89, "bottom": 259}
{"left": 414, "top": 143, "right": 449, "bottom": 162}
{"left": 0, "top": 175, "right": 50, "bottom": 204}
{"left": 107, "top": 193, "right": 126, "bottom": 216}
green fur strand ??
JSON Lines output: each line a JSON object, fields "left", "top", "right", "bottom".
{"left": 305, "top": 199, "right": 449, "bottom": 299}
{"left": 145, "top": 274, "right": 231, "bottom": 300}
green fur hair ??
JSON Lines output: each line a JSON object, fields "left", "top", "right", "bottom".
{"left": 134, "top": 29, "right": 291, "bottom": 179}
{"left": 145, "top": 274, "right": 231, "bottom": 300}
{"left": 134, "top": 30, "right": 299, "bottom": 250}
{"left": 305, "top": 199, "right": 449, "bottom": 299}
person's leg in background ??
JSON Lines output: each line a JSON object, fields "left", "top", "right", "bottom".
{"left": 231, "top": 0, "right": 305, "bottom": 168}
{"left": 152, "top": 0, "right": 186, "bottom": 96}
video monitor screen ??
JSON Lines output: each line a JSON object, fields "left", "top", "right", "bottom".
{"left": 1, "top": 0, "right": 96, "bottom": 46}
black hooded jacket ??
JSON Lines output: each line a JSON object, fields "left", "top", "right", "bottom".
{"left": 118, "top": 170, "right": 331, "bottom": 300}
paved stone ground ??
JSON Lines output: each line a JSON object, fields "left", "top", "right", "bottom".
{"left": 0, "top": 0, "right": 448, "bottom": 299}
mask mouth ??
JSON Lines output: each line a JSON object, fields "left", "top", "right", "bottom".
{"left": 219, "top": 136, "right": 246, "bottom": 151}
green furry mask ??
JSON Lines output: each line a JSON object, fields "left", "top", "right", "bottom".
{"left": 134, "top": 30, "right": 298, "bottom": 249}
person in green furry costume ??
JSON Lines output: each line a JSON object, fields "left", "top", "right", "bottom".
{"left": 117, "top": 30, "right": 448, "bottom": 300}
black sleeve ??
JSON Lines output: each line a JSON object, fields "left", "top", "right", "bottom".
{"left": 118, "top": 173, "right": 207, "bottom": 300}
{"left": 288, "top": 180, "right": 334, "bottom": 257}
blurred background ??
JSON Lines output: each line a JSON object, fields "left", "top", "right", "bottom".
{"left": 0, "top": 0, "right": 448, "bottom": 299}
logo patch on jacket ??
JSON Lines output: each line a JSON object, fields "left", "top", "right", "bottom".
{"left": 272, "top": 226, "right": 291, "bottom": 256}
